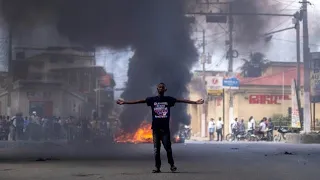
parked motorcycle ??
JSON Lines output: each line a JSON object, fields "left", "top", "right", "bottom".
{"left": 250, "top": 129, "right": 273, "bottom": 141}
{"left": 182, "top": 126, "right": 191, "bottom": 140}
{"left": 274, "top": 127, "right": 289, "bottom": 142}
{"left": 173, "top": 130, "right": 186, "bottom": 143}
{"left": 226, "top": 131, "right": 250, "bottom": 141}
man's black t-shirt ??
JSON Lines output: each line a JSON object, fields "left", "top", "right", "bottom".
{"left": 146, "top": 96, "right": 177, "bottom": 131}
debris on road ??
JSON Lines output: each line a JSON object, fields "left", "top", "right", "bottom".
{"left": 284, "top": 151, "right": 295, "bottom": 155}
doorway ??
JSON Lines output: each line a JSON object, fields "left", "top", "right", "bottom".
{"left": 29, "top": 101, "right": 53, "bottom": 117}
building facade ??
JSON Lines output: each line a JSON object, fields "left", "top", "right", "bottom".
{"left": 0, "top": 47, "right": 115, "bottom": 118}
{"left": 188, "top": 62, "right": 320, "bottom": 137}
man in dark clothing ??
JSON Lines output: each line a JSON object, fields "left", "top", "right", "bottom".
{"left": 267, "top": 118, "right": 274, "bottom": 141}
{"left": 117, "top": 82, "right": 204, "bottom": 173}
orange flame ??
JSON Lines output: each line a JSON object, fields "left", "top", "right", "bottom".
{"left": 115, "top": 121, "right": 153, "bottom": 143}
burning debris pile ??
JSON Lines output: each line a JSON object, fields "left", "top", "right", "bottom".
{"left": 115, "top": 121, "right": 153, "bottom": 144}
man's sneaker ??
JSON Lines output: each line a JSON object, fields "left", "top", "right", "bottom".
{"left": 170, "top": 165, "right": 177, "bottom": 172}
{"left": 152, "top": 168, "right": 161, "bottom": 173}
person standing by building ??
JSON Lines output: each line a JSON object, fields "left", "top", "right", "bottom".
{"left": 208, "top": 118, "right": 215, "bottom": 141}
{"left": 116, "top": 82, "right": 204, "bottom": 173}
{"left": 238, "top": 119, "right": 246, "bottom": 135}
{"left": 231, "top": 118, "right": 238, "bottom": 135}
{"left": 216, "top": 117, "right": 223, "bottom": 141}
{"left": 266, "top": 118, "right": 274, "bottom": 141}
{"left": 247, "top": 116, "right": 255, "bottom": 134}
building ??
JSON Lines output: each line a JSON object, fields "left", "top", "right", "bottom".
{"left": 188, "top": 62, "right": 320, "bottom": 137}
{"left": 0, "top": 46, "right": 115, "bottom": 118}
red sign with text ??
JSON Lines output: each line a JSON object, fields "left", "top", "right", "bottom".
{"left": 249, "top": 95, "right": 291, "bottom": 104}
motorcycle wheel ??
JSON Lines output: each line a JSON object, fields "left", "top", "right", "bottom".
{"left": 251, "top": 136, "right": 259, "bottom": 141}
{"left": 245, "top": 133, "right": 252, "bottom": 141}
{"left": 273, "top": 135, "right": 281, "bottom": 142}
{"left": 186, "top": 132, "right": 191, "bottom": 140}
{"left": 226, "top": 134, "right": 233, "bottom": 142}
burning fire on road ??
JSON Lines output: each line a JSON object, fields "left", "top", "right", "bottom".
{"left": 115, "top": 121, "right": 153, "bottom": 143}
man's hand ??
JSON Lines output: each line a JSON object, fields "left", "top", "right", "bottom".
{"left": 116, "top": 99, "right": 125, "bottom": 105}
{"left": 196, "top": 99, "right": 204, "bottom": 104}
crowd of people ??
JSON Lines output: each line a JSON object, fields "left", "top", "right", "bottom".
{"left": 207, "top": 116, "right": 275, "bottom": 141}
{"left": 0, "top": 111, "right": 115, "bottom": 142}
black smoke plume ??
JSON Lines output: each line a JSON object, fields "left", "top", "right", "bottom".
{"left": 1, "top": 0, "right": 198, "bottom": 133}
{"left": 230, "top": 0, "right": 279, "bottom": 45}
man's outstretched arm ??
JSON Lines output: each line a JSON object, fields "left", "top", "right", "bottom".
{"left": 176, "top": 99, "right": 204, "bottom": 104}
{"left": 116, "top": 99, "right": 146, "bottom": 105}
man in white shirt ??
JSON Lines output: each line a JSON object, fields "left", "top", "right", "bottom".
{"left": 258, "top": 118, "right": 267, "bottom": 137}
{"left": 231, "top": 118, "right": 238, "bottom": 135}
{"left": 247, "top": 116, "right": 255, "bottom": 134}
{"left": 216, "top": 117, "right": 224, "bottom": 141}
{"left": 208, "top": 118, "right": 215, "bottom": 141}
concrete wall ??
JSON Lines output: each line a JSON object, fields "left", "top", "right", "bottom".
{"left": 61, "top": 90, "right": 86, "bottom": 118}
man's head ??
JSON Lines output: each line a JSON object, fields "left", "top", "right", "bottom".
{"left": 219, "top": 117, "right": 221, "bottom": 121}
{"left": 210, "top": 118, "right": 214, "bottom": 121}
{"left": 157, "top": 82, "right": 167, "bottom": 95}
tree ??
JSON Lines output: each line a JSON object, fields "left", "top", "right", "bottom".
{"left": 240, "top": 52, "right": 270, "bottom": 78}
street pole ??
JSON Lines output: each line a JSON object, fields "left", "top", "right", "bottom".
{"left": 227, "top": 3, "right": 234, "bottom": 134}
{"left": 296, "top": 21, "right": 301, "bottom": 93}
{"left": 295, "top": 17, "right": 303, "bottom": 129}
{"left": 302, "top": 0, "right": 311, "bottom": 133}
{"left": 201, "top": 29, "right": 206, "bottom": 138}
{"left": 7, "top": 24, "right": 12, "bottom": 117}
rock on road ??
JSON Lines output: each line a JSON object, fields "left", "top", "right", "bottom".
{"left": 0, "top": 141, "right": 320, "bottom": 180}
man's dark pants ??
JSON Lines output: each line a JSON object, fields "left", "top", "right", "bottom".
{"left": 216, "top": 128, "right": 223, "bottom": 141}
{"left": 153, "top": 129, "right": 174, "bottom": 169}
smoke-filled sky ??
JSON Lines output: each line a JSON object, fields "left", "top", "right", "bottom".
{"left": 97, "top": 0, "right": 320, "bottom": 92}
{"left": 0, "top": 0, "right": 320, "bottom": 131}
{"left": 0, "top": 0, "right": 198, "bottom": 132}
{"left": 1, "top": 0, "right": 320, "bottom": 89}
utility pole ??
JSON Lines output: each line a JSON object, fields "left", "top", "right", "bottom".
{"left": 227, "top": 7, "right": 233, "bottom": 73}
{"left": 301, "top": 0, "right": 311, "bottom": 133}
{"left": 293, "top": 12, "right": 303, "bottom": 128}
{"left": 7, "top": 25, "right": 12, "bottom": 116}
{"left": 201, "top": 29, "right": 206, "bottom": 138}
{"left": 295, "top": 19, "right": 301, "bottom": 91}
{"left": 227, "top": 3, "right": 234, "bottom": 134}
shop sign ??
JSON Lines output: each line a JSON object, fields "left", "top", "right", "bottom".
{"left": 249, "top": 95, "right": 291, "bottom": 104}
{"left": 205, "top": 76, "right": 223, "bottom": 96}
{"left": 223, "top": 77, "right": 239, "bottom": 89}
{"left": 310, "top": 52, "right": 320, "bottom": 103}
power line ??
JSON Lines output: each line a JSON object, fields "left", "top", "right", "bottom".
{"left": 270, "top": 37, "right": 320, "bottom": 47}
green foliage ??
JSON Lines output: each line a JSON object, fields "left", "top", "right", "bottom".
{"left": 271, "top": 114, "right": 291, "bottom": 127}
{"left": 240, "top": 52, "right": 270, "bottom": 77}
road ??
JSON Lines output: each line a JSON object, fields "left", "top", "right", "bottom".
{"left": 0, "top": 141, "right": 320, "bottom": 180}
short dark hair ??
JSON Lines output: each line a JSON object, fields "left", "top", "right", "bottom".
{"left": 158, "top": 82, "right": 166, "bottom": 87}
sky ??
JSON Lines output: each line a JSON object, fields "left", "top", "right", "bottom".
{"left": 0, "top": 0, "right": 319, "bottom": 98}
{"left": 96, "top": 0, "right": 320, "bottom": 94}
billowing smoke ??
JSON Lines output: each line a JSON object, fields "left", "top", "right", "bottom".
{"left": 230, "top": 0, "right": 279, "bottom": 45}
{"left": 1, "top": 0, "right": 198, "bottom": 132}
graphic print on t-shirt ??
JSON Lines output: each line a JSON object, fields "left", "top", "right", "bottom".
{"left": 153, "top": 102, "right": 169, "bottom": 118}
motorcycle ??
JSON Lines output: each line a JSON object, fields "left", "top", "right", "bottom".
{"left": 182, "top": 126, "right": 191, "bottom": 140}
{"left": 226, "top": 130, "right": 249, "bottom": 141}
{"left": 250, "top": 129, "right": 273, "bottom": 141}
{"left": 173, "top": 130, "right": 186, "bottom": 143}
{"left": 274, "top": 127, "right": 289, "bottom": 142}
